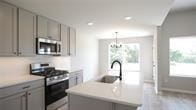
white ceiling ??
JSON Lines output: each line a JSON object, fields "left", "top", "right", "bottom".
{"left": 171, "top": 0, "right": 196, "bottom": 12}
{"left": 5, "top": 0, "right": 174, "bottom": 39}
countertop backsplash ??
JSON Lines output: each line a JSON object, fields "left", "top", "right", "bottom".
{"left": 0, "top": 56, "right": 71, "bottom": 77}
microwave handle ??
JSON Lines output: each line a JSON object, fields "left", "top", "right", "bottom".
{"left": 56, "top": 43, "right": 61, "bottom": 53}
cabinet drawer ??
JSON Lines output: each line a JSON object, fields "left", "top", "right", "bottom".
{"left": 0, "top": 79, "right": 44, "bottom": 99}
{"left": 69, "top": 70, "right": 83, "bottom": 78}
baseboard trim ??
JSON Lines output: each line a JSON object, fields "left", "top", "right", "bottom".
{"left": 162, "top": 87, "right": 196, "bottom": 95}
{"left": 144, "top": 80, "right": 154, "bottom": 84}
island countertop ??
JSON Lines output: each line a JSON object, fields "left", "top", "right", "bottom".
{"left": 66, "top": 76, "right": 143, "bottom": 107}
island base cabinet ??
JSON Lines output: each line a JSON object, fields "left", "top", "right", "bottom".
{"left": 68, "top": 94, "right": 113, "bottom": 110}
{"left": 68, "top": 94, "right": 138, "bottom": 110}
{"left": 0, "top": 92, "right": 26, "bottom": 110}
{"left": 114, "top": 104, "right": 138, "bottom": 110}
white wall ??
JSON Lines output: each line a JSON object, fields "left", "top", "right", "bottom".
{"left": 99, "top": 37, "right": 153, "bottom": 82}
{"left": 0, "top": 56, "right": 71, "bottom": 77}
{"left": 159, "top": 9, "right": 196, "bottom": 92}
{"left": 71, "top": 33, "right": 99, "bottom": 81}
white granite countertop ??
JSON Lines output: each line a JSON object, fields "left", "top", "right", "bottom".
{"left": 0, "top": 75, "right": 44, "bottom": 89}
{"left": 66, "top": 76, "right": 143, "bottom": 107}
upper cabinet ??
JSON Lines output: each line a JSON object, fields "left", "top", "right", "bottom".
{"left": 61, "top": 25, "right": 76, "bottom": 56}
{"left": 0, "top": 1, "right": 76, "bottom": 57}
{"left": 61, "top": 24, "right": 69, "bottom": 56}
{"left": 69, "top": 27, "right": 76, "bottom": 56}
{"left": 48, "top": 20, "right": 61, "bottom": 41}
{"left": 37, "top": 16, "right": 61, "bottom": 41}
{"left": 18, "top": 8, "right": 36, "bottom": 56}
{"left": 0, "top": 2, "right": 17, "bottom": 56}
{"left": 37, "top": 16, "right": 47, "bottom": 39}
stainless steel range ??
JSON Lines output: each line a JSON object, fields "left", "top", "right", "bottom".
{"left": 30, "top": 63, "right": 69, "bottom": 107}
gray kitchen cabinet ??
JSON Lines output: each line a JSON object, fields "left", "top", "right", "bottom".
{"left": 69, "top": 94, "right": 113, "bottom": 110}
{"left": 61, "top": 24, "right": 69, "bottom": 56}
{"left": 18, "top": 8, "right": 36, "bottom": 56}
{"left": 69, "top": 70, "right": 83, "bottom": 88}
{"left": 37, "top": 15, "right": 61, "bottom": 41}
{"left": 69, "top": 27, "right": 76, "bottom": 56}
{"left": 0, "top": 79, "right": 45, "bottom": 110}
{"left": 0, "top": 2, "right": 17, "bottom": 56}
{"left": 27, "top": 87, "right": 45, "bottom": 110}
{"left": 37, "top": 16, "right": 48, "bottom": 39}
{"left": 69, "top": 77, "right": 77, "bottom": 88}
{"left": 48, "top": 20, "right": 61, "bottom": 41}
{"left": 68, "top": 94, "right": 138, "bottom": 110}
{"left": 114, "top": 104, "right": 137, "bottom": 110}
{"left": 0, "top": 92, "right": 26, "bottom": 110}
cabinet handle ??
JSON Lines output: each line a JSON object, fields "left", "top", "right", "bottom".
{"left": 19, "top": 52, "right": 22, "bottom": 55}
{"left": 48, "top": 36, "right": 52, "bottom": 39}
{"left": 22, "top": 94, "right": 26, "bottom": 97}
{"left": 13, "top": 52, "right": 17, "bottom": 54}
{"left": 28, "top": 93, "right": 31, "bottom": 95}
{"left": 22, "top": 85, "right": 31, "bottom": 89}
{"left": 76, "top": 77, "right": 78, "bottom": 84}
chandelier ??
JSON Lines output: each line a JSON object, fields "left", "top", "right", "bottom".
{"left": 110, "top": 32, "right": 122, "bottom": 48}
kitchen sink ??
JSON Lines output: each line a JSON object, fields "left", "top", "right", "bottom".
{"left": 96, "top": 75, "right": 119, "bottom": 83}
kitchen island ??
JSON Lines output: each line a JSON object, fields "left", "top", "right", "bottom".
{"left": 66, "top": 76, "right": 143, "bottom": 110}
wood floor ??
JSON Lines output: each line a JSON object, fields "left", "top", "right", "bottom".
{"left": 139, "top": 83, "right": 196, "bottom": 110}
{"left": 57, "top": 83, "right": 196, "bottom": 110}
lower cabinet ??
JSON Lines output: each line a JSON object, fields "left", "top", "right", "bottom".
{"left": 0, "top": 80, "right": 45, "bottom": 110}
{"left": 114, "top": 104, "right": 137, "bottom": 110}
{"left": 0, "top": 92, "right": 26, "bottom": 110}
{"left": 69, "top": 70, "right": 83, "bottom": 88}
{"left": 27, "top": 87, "right": 45, "bottom": 110}
{"left": 68, "top": 94, "right": 138, "bottom": 110}
{"left": 69, "top": 94, "right": 113, "bottom": 110}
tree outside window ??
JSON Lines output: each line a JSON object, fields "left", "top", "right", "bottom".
{"left": 170, "top": 37, "right": 196, "bottom": 77}
{"left": 109, "top": 43, "right": 140, "bottom": 72}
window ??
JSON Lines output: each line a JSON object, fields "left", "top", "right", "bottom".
{"left": 108, "top": 43, "right": 140, "bottom": 85}
{"left": 170, "top": 37, "right": 196, "bottom": 77}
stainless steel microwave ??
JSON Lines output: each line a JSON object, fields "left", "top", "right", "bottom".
{"left": 36, "top": 38, "right": 61, "bottom": 55}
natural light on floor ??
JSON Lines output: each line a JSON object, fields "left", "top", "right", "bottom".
{"left": 170, "top": 37, "right": 196, "bottom": 77}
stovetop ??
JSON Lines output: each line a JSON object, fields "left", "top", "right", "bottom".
{"left": 30, "top": 63, "right": 70, "bottom": 86}
{"left": 34, "top": 68, "right": 69, "bottom": 78}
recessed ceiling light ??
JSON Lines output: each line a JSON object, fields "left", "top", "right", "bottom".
{"left": 87, "top": 22, "right": 94, "bottom": 26}
{"left": 125, "top": 16, "right": 132, "bottom": 20}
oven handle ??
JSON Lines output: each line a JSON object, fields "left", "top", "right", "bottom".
{"left": 46, "top": 77, "right": 69, "bottom": 86}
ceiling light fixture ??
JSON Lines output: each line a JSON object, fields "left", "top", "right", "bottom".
{"left": 87, "top": 22, "right": 94, "bottom": 26}
{"left": 125, "top": 16, "right": 132, "bottom": 20}
{"left": 111, "top": 32, "right": 122, "bottom": 48}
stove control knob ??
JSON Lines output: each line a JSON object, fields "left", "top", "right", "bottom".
{"left": 50, "top": 77, "right": 54, "bottom": 81}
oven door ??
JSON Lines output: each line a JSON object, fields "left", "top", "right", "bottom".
{"left": 45, "top": 80, "right": 69, "bottom": 105}
{"left": 36, "top": 38, "right": 61, "bottom": 55}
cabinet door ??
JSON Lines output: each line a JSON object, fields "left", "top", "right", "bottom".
{"left": 18, "top": 8, "right": 36, "bottom": 56}
{"left": 37, "top": 16, "right": 48, "bottom": 39}
{"left": 0, "top": 92, "right": 26, "bottom": 110}
{"left": 48, "top": 20, "right": 61, "bottom": 41}
{"left": 61, "top": 24, "right": 69, "bottom": 56}
{"left": 76, "top": 73, "right": 83, "bottom": 85}
{"left": 114, "top": 104, "right": 137, "bottom": 110}
{"left": 0, "top": 2, "right": 17, "bottom": 56}
{"left": 69, "top": 77, "right": 77, "bottom": 88}
{"left": 27, "top": 87, "right": 45, "bottom": 110}
{"left": 69, "top": 27, "right": 76, "bottom": 56}
{"left": 69, "top": 94, "right": 113, "bottom": 110}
